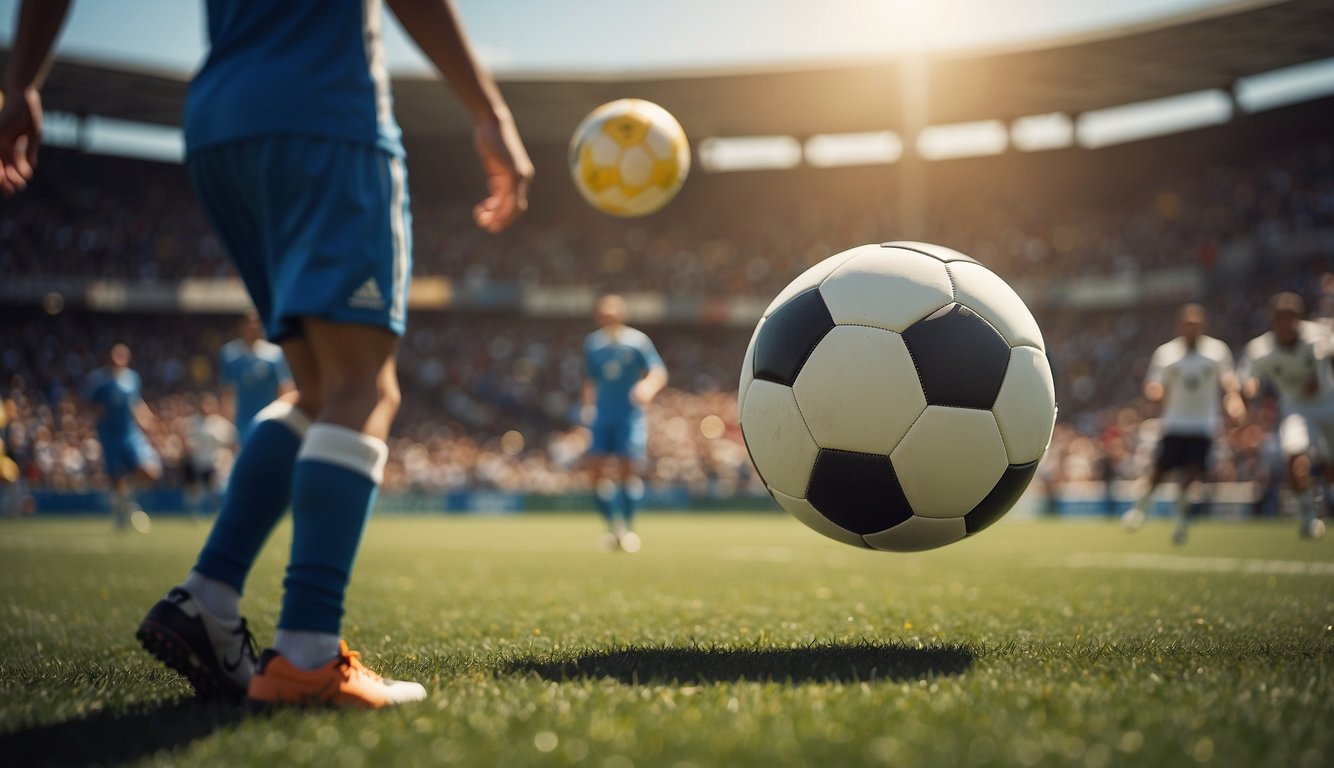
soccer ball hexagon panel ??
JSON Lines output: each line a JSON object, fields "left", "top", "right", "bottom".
{"left": 568, "top": 99, "right": 690, "bottom": 217}
{"left": 739, "top": 242, "right": 1056, "bottom": 552}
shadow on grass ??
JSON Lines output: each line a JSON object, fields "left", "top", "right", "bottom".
{"left": 0, "top": 697, "right": 243, "bottom": 768}
{"left": 503, "top": 640, "right": 974, "bottom": 685}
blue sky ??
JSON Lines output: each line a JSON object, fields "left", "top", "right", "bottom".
{"left": 0, "top": 0, "right": 1235, "bottom": 75}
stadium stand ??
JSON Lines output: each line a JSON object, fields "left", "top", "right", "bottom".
{"left": 4, "top": 0, "right": 1334, "bottom": 511}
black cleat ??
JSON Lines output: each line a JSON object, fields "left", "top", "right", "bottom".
{"left": 136, "top": 587, "right": 258, "bottom": 701}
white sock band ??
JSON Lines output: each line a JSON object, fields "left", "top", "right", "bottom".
{"left": 183, "top": 571, "right": 241, "bottom": 622}
{"left": 252, "top": 400, "right": 312, "bottom": 437}
{"left": 297, "top": 423, "right": 388, "bottom": 484}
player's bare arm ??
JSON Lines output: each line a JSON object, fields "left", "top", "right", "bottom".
{"left": 630, "top": 367, "right": 668, "bottom": 407}
{"left": 219, "top": 385, "right": 236, "bottom": 425}
{"left": 581, "top": 379, "right": 597, "bottom": 424}
{"left": 1222, "top": 373, "right": 1246, "bottom": 424}
{"left": 0, "top": 0, "right": 72, "bottom": 196}
{"left": 386, "top": 0, "right": 534, "bottom": 233}
{"left": 133, "top": 399, "right": 162, "bottom": 445}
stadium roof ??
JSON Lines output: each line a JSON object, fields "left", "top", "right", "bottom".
{"left": 8, "top": 0, "right": 1334, "bottom": 142}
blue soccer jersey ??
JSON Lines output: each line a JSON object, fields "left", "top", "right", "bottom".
{"left": 220, "top": 339, "right": 291, "bottom": 436}
{"left": 83, "top": 366, "right": 142, "bottom": 441}
{"left": 585, "top": 327, "right": 665, "bottom": 422}
{"left": 83, "top": 367, "right": 156, "bottom": 478}
{"left": 185, "top": 0, "right": 403, "bottom": 157}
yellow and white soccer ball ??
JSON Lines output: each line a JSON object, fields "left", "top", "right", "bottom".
{"left": 569, "top": 99, "right": 690, "bottom": 217}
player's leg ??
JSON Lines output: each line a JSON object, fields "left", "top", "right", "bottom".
{"left": 107, "top": 436, "right": 157, "bottom": 533}
{"left": 179, "top": 139, "right": 312, "bottom": 601}
{"left": 587, "top": 421, "right": 621, "bottom": 547}
{"left": 1170, "top": 438, "right": 1210, "bottom": 546}
{"left": 200, "top": 467, "right": 218, "bottom": 517}
{"left": 1288, "top": 453, "right": 1318, "bottom": 536}
{"left": 1172, "top": 467, "right": 1199, "bottom": 546}
{"left": 100, "top": 438, "right": 127, "bottom": 531}
{"left": 592, "top": 456, "right": 621, "bottom": 551}
{"left": 247, "top": 139, "right": 423, "bottom": 707}
{"left": 108, "top": 473, "right": 130, "bottom": 532}
{"left": 250, "top": 318, "right": 425, "bottom": 707}
{"left": 127, "top": 437, "right": 161, "bottom": 532}
{"left": 1122, "top": 442, "right": 1167, "bottom": 532}
{"left": 615, "top": 415, "right": 649, "bottom": 552}
{"left": 1311, "top": 419, "right": 1334, "bottom": 538}
{"left": 1278, "top": 414, "right": 1320, "bottom": 537}
{"left": 138, "top": 143, "right": 297, "bottom": 700}
{"left": 183, "top": 462, "right": 201, "bottom": 520}
{"left": 616, "top": 463, "right": 644, "bottom": 554}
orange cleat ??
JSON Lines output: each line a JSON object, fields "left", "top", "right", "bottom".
{"left": 246, "top": 640, "right": 426, "bottom": 709}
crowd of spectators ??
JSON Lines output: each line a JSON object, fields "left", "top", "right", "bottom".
{"left": 0, "top": 310, "right": 759, "bottom": 498}
{"left": 7, "top": 137, "right": 1332, "bottom": 296}
{"left": 3, "top": 133, "right": 1333, "bottom": 505}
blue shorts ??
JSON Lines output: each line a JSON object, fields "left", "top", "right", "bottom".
{"left": 101, "top": 432, "right": 159, "bottom": 479}
{"left": 590, "top": 414, "right": 648, "bottom": 461}
{"left": 188, "top": 136, "right": 413, "bottom": 342}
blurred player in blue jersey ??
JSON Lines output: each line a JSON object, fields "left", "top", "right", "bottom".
{"left": 81, "top": 344, "right": 162, "bottom": 532}
{"left": 582, "top": 295, "right": 668, "bottom": 553}
{"left": 1, "top": 0, "right": 532, "bottom": 707}
{"left": 219, "top": 310, "right": 294, "bottom": 439}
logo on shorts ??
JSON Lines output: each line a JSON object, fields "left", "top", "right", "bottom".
{"left": 349, "top": 279, "right": 386, "bottom": 310}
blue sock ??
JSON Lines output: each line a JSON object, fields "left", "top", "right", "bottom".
{"left": 193, "top": 402, "right": 308, "bottom": 593}
{"left": 620, "top": 477, "right": 644, "bottom": 529}
{"left": 279, "top": 423, "right": 387, "bottom": 635}
{"left": 595, "top": 479, "right": 617, "bottom": 527}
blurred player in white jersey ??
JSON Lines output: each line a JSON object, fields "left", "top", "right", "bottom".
{"left": 1122, "top": 304, "right": 1245, "bottom": 544}
{"left": 1239, "top": 292, "right": 1334, "bottom": 539}
{"left": 184, "top": 393, "right": 236, "bottom": 519}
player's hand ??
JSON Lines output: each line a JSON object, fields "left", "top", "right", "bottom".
{"left": 630, "top": 380, "right": 655, "bottom": 407}
{"left": 580, "top": 404, "right": 596, "bottom": 426}
{"left": 0, "top": 87, "right": 43, "bottom": 197}
{"left": 1224, "top": 391, "right": 1247, "bottom": 424}
{"left": 471, "top": 114, "right": 533, "bottom": 233}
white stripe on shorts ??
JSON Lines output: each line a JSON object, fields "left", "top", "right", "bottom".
{"left": 388, "top": 154, "right": 409, "bottom": 326}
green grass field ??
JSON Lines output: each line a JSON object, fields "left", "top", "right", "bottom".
{"left": 1, "top": 513, "right": 1331, "bottom": 767}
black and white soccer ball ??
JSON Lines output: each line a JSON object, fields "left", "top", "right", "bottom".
{"left": 738, "top": 242, "right": 1056, "bottom": 552}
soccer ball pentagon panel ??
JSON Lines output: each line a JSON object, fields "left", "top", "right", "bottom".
{"left": 569, "top": 99, "right": 690, "bottom": 217}
{"left": 738, "top": 242, "right": 1056, "bottom": 552}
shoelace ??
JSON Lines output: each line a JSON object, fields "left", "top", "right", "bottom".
{"left": 337, "top": 648, "right": 386, "bottom": 684}
{"left": 236, "top": 618, "right": 259, "bottom": 662}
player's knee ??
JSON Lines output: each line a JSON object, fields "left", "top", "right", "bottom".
{"left": 281, "top": 387, "right": 321, "bottom": 422}
{"left": 322, "top": 371, "right": 397, "bottom": 418}
{"left": 137, "top": 466, "right": 161, "bottom": 485}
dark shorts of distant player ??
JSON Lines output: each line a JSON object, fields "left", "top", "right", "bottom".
{"left": 182, "top": 460, "right": 216, "bottom": 488}
{"left": 1154, "top": 435, "right": 1212, "bottom": 474}
{"left": 101, "top": 432, "right": 160, "bottom": 480}
{"left": 187, "top": 136, "right": 413, "bottom": 343}
{"left": 589, "top": 414, "right": 648, "bottom": 462}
